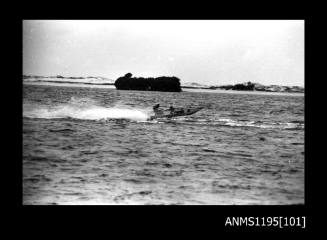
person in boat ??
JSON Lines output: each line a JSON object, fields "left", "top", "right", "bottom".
{"left": 153, "top": 104, "right": 160, "bottom": 111}
{"left": 153, "top": 104, "right": 163, "bottom": 115}
{"left": 169, "top": 106, "right": 175, "bottom": 114}
{"left": 169, "top": 106, "right": 186, "bottom": 115}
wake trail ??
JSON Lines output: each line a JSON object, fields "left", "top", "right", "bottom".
{"left": 23, "top": 97, "right": 154, "bottom": 122}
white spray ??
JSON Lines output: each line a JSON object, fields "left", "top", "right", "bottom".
{"left": 23, "top": 97, "right": 154, "bottom": 122}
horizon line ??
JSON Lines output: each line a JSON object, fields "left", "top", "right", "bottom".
{"left": 22, "top": 74, "right": 304, "bottom": 88}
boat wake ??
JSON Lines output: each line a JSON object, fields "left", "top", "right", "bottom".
{"left": 23, "top": 97, "right": 153, "bottom": 122}
{"left": 152, "top": 117, "right": 304, "bottom": 130}
{"left": 23, "top": 97, "right": 304, "bottom": 130}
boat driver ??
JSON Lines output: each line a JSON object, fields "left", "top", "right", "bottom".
{"left": 169, "top": 106, "right": 175, "bottom": 114}
{"left": 153, "top": 104, "right": 163, "bottom": 115}
{"left": 153, "top": 104, "right": 160, "bottom": 111}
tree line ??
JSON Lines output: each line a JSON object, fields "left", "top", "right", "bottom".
{"left": 114, "top": 73, "right": 182, "bottom": 92}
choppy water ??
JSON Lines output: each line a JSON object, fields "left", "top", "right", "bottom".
{"left": 23, "top": 84, "right": 304, "bottom": 205}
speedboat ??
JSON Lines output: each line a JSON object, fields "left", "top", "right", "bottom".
{"left": 149, "top": 106, "right": 203, "bottom": 120}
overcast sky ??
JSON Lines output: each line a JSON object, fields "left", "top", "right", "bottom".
{"left": 23, "top": 20, "right": 304, "bottom": 86}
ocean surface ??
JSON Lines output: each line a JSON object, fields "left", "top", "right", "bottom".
{"left": 23, "top": 83, "right": 304, "bottom": 205}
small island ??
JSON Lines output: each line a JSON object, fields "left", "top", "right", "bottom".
{"left": 114, "top": 73, "right": 182, "bottom": 92}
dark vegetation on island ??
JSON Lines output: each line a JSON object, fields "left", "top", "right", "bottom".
{"left": 114, "top": 73, "right": 182, "bottom": 92}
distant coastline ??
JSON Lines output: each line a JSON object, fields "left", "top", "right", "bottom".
{"left": 182, "top": 81, "right": 304, "bottom": 93}
{"left": 23, "top": 75, "right": 304, "bottom": 93}
{"left": 24, "top": 80, "right": 114, "bottom": 85}
{"left": 23, "top": 75, "right": 115, "bottom": 86}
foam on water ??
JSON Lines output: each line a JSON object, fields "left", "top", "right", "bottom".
{"left": 23, "top": 97, "right": 152, "bottom": 122}
{"left": 215, "top": 118, "right": 304, "bottom": 130}
{"left": 159, "top": 116, "right": 304, "bottom": 130}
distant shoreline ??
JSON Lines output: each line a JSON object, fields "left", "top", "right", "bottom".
{"left": 24, "top": 79, "right": 115, "bottom": 85}
{"left": 23, "top": 81, "right": 304, "bottom": 96}
{"left": 182, "top": 87, "right": 304, "bottom": 96}
{"left": 182, "top": 83, "right": 304, "bottom": 93}
{"left": 23, "top": 75, "right": 304, "bottom": 94}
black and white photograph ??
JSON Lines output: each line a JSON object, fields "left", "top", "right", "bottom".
{"left": 23, "top": 20, "right": 304, "bottom": 205}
